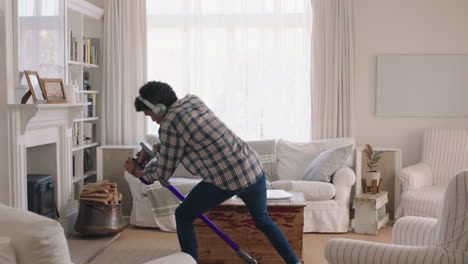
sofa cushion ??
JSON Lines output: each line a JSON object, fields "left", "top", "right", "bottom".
{"left": 302, "top": 145, "right": 353, "bottom": 182}
{"left": 247, "top": 139, "right": 278, "bottom": 181}
{"left": 270, "top": 180, "right": 335, "bottom": 200}
{"left": 0, "top": 204, "right": 72, "bottom": 264}
{"left": 277, "top": 138, "right": 355, "bottom": 181}
{"left": 0, "top": 237, "right": 17, "bottom": 264}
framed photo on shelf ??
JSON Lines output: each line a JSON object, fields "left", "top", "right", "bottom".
{"left": 23, "top": 70, "right": 47, "bottom": 104}
{"left": 41, "top": 78, "right": 67, "bottom": 103}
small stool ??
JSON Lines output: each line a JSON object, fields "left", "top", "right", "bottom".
{"left": 352, "top": 191, "right": 389, "bottom": 235}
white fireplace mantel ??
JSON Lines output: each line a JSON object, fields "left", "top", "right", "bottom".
{"left": 7, "top": 103, "right": 86, "bottom": 230}
{"left": 9, "top": 103, "right": 85, "bottom": 136}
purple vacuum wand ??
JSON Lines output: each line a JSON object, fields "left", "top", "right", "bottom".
{"left": 134, "top": 143, "right": 257, "bottom": 264}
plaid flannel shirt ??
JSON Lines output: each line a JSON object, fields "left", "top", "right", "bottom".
{"left": 143, "top": 94, "right": 263, "bottom": 190}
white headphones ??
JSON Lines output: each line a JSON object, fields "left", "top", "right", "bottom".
{"left": 138, "top": 95, "right": 167, "bottom": 116}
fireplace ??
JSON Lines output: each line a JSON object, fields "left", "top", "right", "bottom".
{"left": 7, "top": 104, "right": 83, "bottom": 234}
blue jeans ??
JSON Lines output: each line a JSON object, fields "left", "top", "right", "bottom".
{"left": 175, "top": 172, "right": 300, "bottom": 264}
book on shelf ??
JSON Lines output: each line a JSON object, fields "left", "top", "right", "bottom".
{"left": 72, "top": 122, "right": 82, "bottom": 146}
{"left": 87, "top": 39, "right": 91, "bottom": 64}
{"left": 69, "top": 30, "right": 78, "bottom": 61}
{"left": 83, "top": 38, "right": 99, "bottom": 65}
{"left": 69, "top": 30, "right": 72, "bottom": 60}
{"left": 83, "top": 149, "right": 94, "bottom": 172}
{"left": 72, "top": 183, "right": 80, "bottom": 209}
{"left": 86, "top": 93, "right": 97, "bottom": 117}
{"left": 83, "top": 71, "right": 91, "bottom": 90}
{"left": 83, "top": 123, "right": 96, "bottom": 144}
{"left": 92, "top": 46, "right": 97, "bottom": 65}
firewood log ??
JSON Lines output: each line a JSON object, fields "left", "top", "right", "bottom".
{"left": 83, "top": 185, "right": 111, "bottom": 192}
{"left": 84, "top": 180, "right": 109, "bottom": 187}
{"left": 79, "top": 181, "right": 123, "bottom": 205}
{"left": 80, "top": 192, "right": 109, "bottom": 198}
{"left": 107, "top": 193, "right": 113, "bottom": 204}
{"left": 81, "top": 188, "right": 110, "bottom": 195}
{"left": 80, "top": 197, "right": 108, "bottom": 204}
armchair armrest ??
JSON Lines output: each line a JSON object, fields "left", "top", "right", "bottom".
{"left": 324, "top": 238, "right": 451, "bottom": 264}
{"left": 332, "top": 166, "right": 356, "bottom": 187}
{"left": 400, "top": 162, "right": 433, "bottom": 191}
{"left": 333, "top": 166, "right": 356, "bottom": 207}
{"left": 392, "top": 216, "right": 437, "bottom": 246}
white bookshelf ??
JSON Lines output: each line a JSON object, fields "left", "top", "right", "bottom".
{"left": 66, "top": 0, "right": 103, "bottom": 208}
{"left": 67, "top": 60, "right": 99, "bottom": 68}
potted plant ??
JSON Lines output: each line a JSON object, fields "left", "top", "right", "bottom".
{"left": 363, "top": 144, "right": 383, "bottom": 193}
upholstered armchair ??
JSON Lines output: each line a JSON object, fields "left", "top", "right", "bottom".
{"left": 324, "top": 170, "right": 468, "bottom": 264}
{"left": 396, "top": 128, "right": 468, "bottom": 219}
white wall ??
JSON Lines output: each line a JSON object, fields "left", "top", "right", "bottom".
{"left": 354, "top": 0, "right": 468, "bottom": 167}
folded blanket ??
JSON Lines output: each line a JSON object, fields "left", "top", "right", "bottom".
{"left": 143, "top": 178, "right": 201, "bottom": 232}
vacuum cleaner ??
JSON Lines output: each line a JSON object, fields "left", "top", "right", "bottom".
{"left": 132, "top": 141, "right": 258, "bottom": 264}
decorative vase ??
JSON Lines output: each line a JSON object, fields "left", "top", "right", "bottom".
{"left": 364, "top": 171, "right": 380, "bottom": 186}
{"left": 363, "top": 171, "right": 380, "bottom": 193}
{"left": 64, "top": 84, "right": 77, "bottom": 103}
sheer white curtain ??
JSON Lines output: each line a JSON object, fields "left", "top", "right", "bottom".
{"left": 311, "top": 0, "right": 354, "bottom": 139}
{"left": 102, "top": 0, "right": 147, "bottom": 145}
{"left": 17, "top": 0, "right": 64, "bottom": 80}
{"left": 147, "top": 0, "right": 312, "bottom": 141}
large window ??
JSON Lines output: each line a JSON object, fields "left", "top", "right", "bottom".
{"left": 147, "top": 0, "right": 311, "bottom": 141}
{"left": 16, "top": 0, "right": 64, "bottom": 99}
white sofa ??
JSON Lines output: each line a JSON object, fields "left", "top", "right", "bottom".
{"left": 0, "top": 204, "right": 72, "bottom": 264}
{"left": 0, "top": 204, "right": 195, "bottom": 264}
{"left": 126, "top": 137, "right": 356, "bottom": 233}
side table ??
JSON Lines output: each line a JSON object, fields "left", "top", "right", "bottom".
{"left": 352, "top": 191, "right": 389, "bottom": 235}
{"left": 355, "top": 147, "right": 401, "bottom": 220}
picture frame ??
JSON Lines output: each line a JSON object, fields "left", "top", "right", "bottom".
{"left": 41, "top": 78, "right": 67, "bottom": 103}
{"left": 23, "top": 71, "right": 47, "bottom": 104}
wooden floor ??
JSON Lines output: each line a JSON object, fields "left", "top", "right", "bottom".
{"left": 84, "top": 223, "right": 393, "bottom": 264}
{"left": 68, "top": 233, "right": 120, "bottom": 264}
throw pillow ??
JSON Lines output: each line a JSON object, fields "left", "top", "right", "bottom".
{"left": 302, "top": 144, "right": 353, "bottom": 182}
{"left": 0, "top": 237, "right": 17, "bottom": 264}
{"left": 247, "top": 139, "right": 278, "bottom": 181}
{"left": 276, "top": 139, "right": 322, "bottom": 181}
{"left": 246, "top": 139, "right": 278, "bottom": 181}
{"left": 276, "top": 138, "right": 355, "bottom": 181}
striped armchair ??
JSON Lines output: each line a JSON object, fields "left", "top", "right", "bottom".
{"left": 324, "top": 170, "right": 468, "bottom": 264}
{"left": 396, "top": 128, "right": 468, "bottom": 219}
